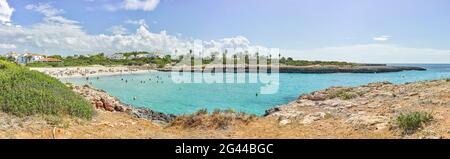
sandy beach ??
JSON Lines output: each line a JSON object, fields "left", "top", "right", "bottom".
{"left": 30, "top": 66, "right": 157, "bottom": 78}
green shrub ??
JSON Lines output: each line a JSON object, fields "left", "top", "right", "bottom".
{"left": 170, "top": 108, "right": 256, "bottom": 130}
{"left": 0, "top": 60, "right": 94, "bottom": 119}
{"left": 283, "top": 59, "right": 358, "bottom": 66}
{"left": 327, "top": 89, "right": 359, "bottom": 100}
{"left": 396, "top": 111, "right": 433, "bottom": 134}
{"left": 195, "top": 108, "right": 208, "bottom": 116}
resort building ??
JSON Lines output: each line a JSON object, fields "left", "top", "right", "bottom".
{"left": 108, "top": 53, "right": 125, "bottom": 60}
{"left": 4, "top": 53, "right": 62, "bottom": 64}
{"left": 5, "top": 52, "right": 19, "bottom": 59}
{"left": 16, "top": 53, "right": 44, "bottom": 64}
{"left": 37, "top": 58, "right": 63, "bottom": 63}
{"left": 139, "top": 53, "right": 158, "bottom": 58}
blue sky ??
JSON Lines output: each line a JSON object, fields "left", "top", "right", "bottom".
{"left": 1, "top": 0, "right": 450, "bottom": 63}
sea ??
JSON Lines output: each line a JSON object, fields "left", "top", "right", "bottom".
{"left": 64, "top": 64, "right": 450, "bottom": 115}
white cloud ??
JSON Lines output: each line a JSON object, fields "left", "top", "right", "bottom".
{"left": 123, "top": 0, "right": 159, "bottom": 11}
{"left": 44, "top": 16, "right": 79, "bottom": 24}
{"left": 0, "top": 22, "right": 186, "bottom": 55}
{"left": 0, "top": 0, "right": 14, "bottom": 25}
{"left": 203, "top": 36, "right": 251, "bottom": 50}
{"left": 0, "top": 18, "right": 261, "bottom": 58}
{"left": 0, "top": 2, "right": 257, "bottom": 56}
{"left": 108, "top": 25, "right": 128, "bottom": 35}
{"left": 25, "top": 3, "right": 63, "bottom": 17}
{"left": 102, "top": 0, "right": 160, "bottom": 12}
{"left": 103, "top": 4, "right": 120, "bottom": 12}
{"left": 373, "top": 35, "right": 391, "bottom": 41}
{"left": 0, "top": 43, "right": 16, "bottom": 49}
{"left": 283, "top": 44, "right": 450, "bottom": 64}
{"left": 125, "top": 19, "right": 149, "bottom": 28}
{"left": 26, "top": 3, "right": 78, "bottom": 25}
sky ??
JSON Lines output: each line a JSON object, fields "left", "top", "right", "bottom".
{"left": 1, "top": 0, "right": 450, "bottom": 63}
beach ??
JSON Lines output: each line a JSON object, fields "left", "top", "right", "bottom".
{"left": 30, "top": 66, "right": 157, "bottom": 78}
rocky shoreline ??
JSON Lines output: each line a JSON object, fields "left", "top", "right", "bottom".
{"left": 264, "top": 79, "right": 450, "bottom": 139}
{"left": 158, "top": 65, "right": 426, "bottom": 74}
{"left": 71, "top": 84, "right": 176, "bottom": 123}
{"left": 70, "top": 77, "right": 449, "bottom": 138}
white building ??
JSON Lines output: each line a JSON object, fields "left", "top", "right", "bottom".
{"left": 16, "top": 53, "right": 44, "bottom": 64}
{"left": 108, "top": 53, "right": 125, "bottom": 60}
{"left": 5, "top": 52, "right": 18, "bottom": 59}
{"left": 136, "top": 53, "right": 157, "bottom": 58}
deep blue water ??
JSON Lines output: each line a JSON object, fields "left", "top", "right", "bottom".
{"left": 65, "top": 64, "right": 450, "bottom": 115}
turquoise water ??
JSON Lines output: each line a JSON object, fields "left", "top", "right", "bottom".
{"left": 65, "top": 64, "right": 450, "bottom": 115}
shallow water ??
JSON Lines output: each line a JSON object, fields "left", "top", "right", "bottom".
{"left": 64, "top": 64, "right": 450, "bottom": 115}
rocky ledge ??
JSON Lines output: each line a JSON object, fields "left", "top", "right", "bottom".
{"left": 265, "top": 79, "right": 450, "bottom": 139}
{"left": 72, "top": 84, "right": 176, "bottom": 123}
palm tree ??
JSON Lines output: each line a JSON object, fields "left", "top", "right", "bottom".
{"left": 25, "top": 55, "right": 33, "bottom": 64}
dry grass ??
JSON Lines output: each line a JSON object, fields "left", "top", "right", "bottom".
{"left": 169, "top": 109, "right": 257, "bottom": 130}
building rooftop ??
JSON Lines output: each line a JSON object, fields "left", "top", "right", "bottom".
{"left": 38, "top": 58, "right": 63, "bottom": 62}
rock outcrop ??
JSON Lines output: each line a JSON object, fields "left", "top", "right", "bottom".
{"left": 72, "top": 84, "right": 176, "bottom": 123}
{"left": 265, "top": 79, "right": 450, "bottom": 138}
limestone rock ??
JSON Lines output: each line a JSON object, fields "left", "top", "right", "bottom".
{"left": 264, "top": 107, "right": 280, "bottom": 116}
{"left": 271, "top": 110, "right": 305, "bottom": 120}
{"left": 345, "top": 113, "right": 389, "bottom": 130}
{"left": 302, "top": 112, "right": 326, "bottom": 124}
{"left": 279, "top": 119, "right": 291, "bottom": 126}
{"left": 300, "top": 92, "right": 327, "bottom": 101}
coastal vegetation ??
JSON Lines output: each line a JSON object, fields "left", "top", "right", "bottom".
{"left": 0, "top": 60, "right": 94, "bottom": 119}
{"left": 170, "top": 109, "right": 257, "bottom": 130}
{"left": 26, "top": 52, "right": 174, "bottom": 68}
{"left": 326, "top": 88, "right": 362, "bottom": 100}
{"left": 21, "top": 51, "right": 359, "bottom": 68}
{"left": 280, "top": 57, "right": 358, "bottom": 66}
{"left": 396, "top": 111, "right": 433, "bottom": 134}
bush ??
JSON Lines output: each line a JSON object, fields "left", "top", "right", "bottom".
{"left": 327, "top": 88, "right": 359, "bottom": 100}
{"left": 282, "top": 59, "right": 358, "bottom": 66}
{"left": 0, "top": 60, "right": 95, "bottom": 119}
{"left": 396, "top": 111, "right": 433, "bottom": 134}
{"left": 170, "top": 109, "right": 256, "bottom": 130}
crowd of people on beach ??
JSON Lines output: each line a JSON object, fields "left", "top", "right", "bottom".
{"left": 31, "top": 67, "right": 151, "bottom": 78}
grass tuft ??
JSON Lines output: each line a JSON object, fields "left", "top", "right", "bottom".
{"left": 170, "top": 109, "right": 256, "bottom": 130}
{"left": 327, "top": 88, "right": 360, "bottom": 100}
{"left": 396, "top": 111, "right": 433, "bottom": 134}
